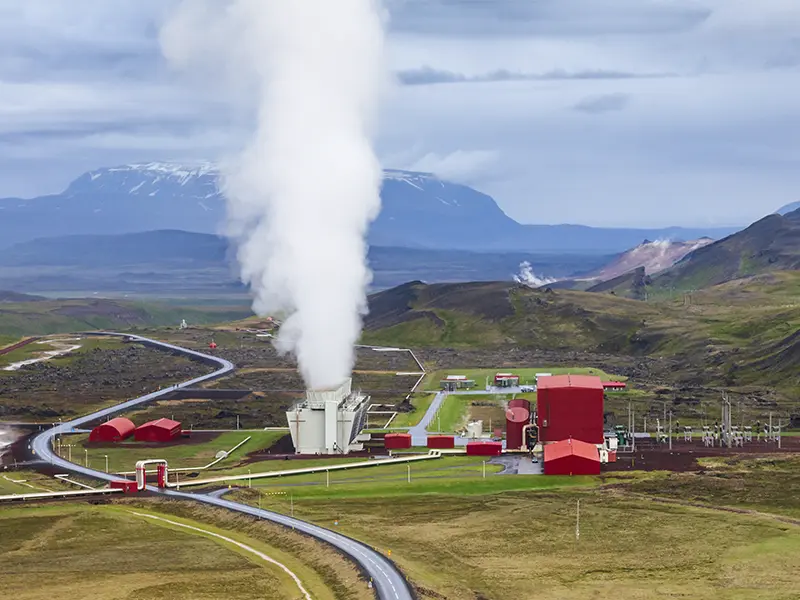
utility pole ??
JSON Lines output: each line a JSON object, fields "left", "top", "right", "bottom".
{"left": 769, "top": 412, "right": 773, "bottom": 443}
{"left": 104, "top": 455, "right": 109, "bottom": 473}
{"left": 236, "top": 415, "right": 240, "bottom": 430}
{"left": 668, "top": 411, "right": 672, "bottom": 451}
{"left": 407, "top": 464, "right": 411, "bottom": 484}
{"left": 326, "top": 469, "right": 330, "bottom": 488}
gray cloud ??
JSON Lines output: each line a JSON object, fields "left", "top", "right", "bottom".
{"left": 573, "top": 93, "right": 631, "bottom": 114}
{"left": 397, "top": 66, "right": 671, "bottom": 86}
{"left": 387, "top": 0, "right": 711, "bottom": 37}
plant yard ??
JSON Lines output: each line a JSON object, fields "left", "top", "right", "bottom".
{"left": 0, "top": 503, "right": 369, "bottom": 600}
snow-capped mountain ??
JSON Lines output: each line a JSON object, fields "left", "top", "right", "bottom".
{"left": 0, "top": 162, "right": 518, "bottom": 249}
{"left": 0, "top": 161, "right": 740, "bottom": 251}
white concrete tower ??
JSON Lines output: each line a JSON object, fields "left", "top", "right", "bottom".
{"left": 286, "top": 378, "right": 369, "bottom": 454}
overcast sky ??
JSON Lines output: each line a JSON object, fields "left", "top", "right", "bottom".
{"left": 0, "top": 0, "right": 798, "bottom": 227}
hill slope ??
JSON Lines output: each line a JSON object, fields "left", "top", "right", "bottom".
{"left": 0, "top": 162, "right": 738, "bottom": 253}
{"left": 363, "top": 280, "right": 661, "bottom": 352}
{"left": 653, "top": 208, "right": 800, "bottom": 290}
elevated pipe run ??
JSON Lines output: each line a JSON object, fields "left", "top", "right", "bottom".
{"left": 163, "top": 450, "right": 443, "bottom": 489}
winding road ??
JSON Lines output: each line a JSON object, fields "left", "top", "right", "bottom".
{"left": 29, "top": 332, "right": 413, "bottom": 600}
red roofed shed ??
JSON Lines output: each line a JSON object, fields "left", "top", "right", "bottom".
{"left": 543, "top": 438, "right": 600, "bottom": 475}
{"left": 537, "top": 375, "right": 604, "bottom": 444}
{"left": 602, "top": 381, "right": 627, "bottom": 390}
{"left": 89, "top": 417, "right": 135, "bottom": 443}
{"left": 134, "top": 418, "right": 182, "bottom": 442}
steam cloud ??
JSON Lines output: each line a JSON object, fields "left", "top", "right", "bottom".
{"left": 513, "top": 261, "right": 557, "bottom": 288}
{"left": 161, "top": 1, "right": 389, "bottom": 390}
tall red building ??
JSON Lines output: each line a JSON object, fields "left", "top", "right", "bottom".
{"left": 536, "top": 375, "right": 604, "bottom": 444}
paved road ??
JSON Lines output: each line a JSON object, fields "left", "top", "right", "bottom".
{"left": 29, "top": 332, "right": 413, "bottom": 600}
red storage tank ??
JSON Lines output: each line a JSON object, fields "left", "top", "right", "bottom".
{"left": 537, "top": 375, "right": 604, "bottom": 444}
{"left": 505, "top": 406, "right": 530, "bottom": 450}
{"left": 466, "top": 441, "right": 502, "bottom": 456}
{"left": 508, "top": 398, "right": 531, "bottom": 411}
{"left": 89, "top": 417, "right": 136, "bottom": 443}
{"left": 384, "top": 433, "right": 412, "bottom": 450}
{"left": 134, "top": 418, "right": 182, "bottom": 442}
{"left": 427, "top": 435, "right": 455, "bottom": 449}
{"left": 543, "top": 438, "right": 601, "bottom": 475}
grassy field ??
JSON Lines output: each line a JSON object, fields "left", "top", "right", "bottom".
{"left": 0, "top": 470, "right": 76, "bottom": 495}
{"left": 628, "top": 454, "right": 800, "bottom": 519}
{"left": 66, "top": 431, "right": 285, "bottom": 474}
{"left": 229, "top": 456, "right": 800, "bottom": 599}
{"left": 386, "top": 393, "right": 436, "bottom": 428}
{"left": 423, "top": 366, "right": 621, "bottom": 391}
{"left": 0, "top": 502, "right": 369, "bottom": 600}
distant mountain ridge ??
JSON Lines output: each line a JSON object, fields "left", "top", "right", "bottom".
{"left": 652, "top": 207, "right": 800, "bottom": 290}
{"left": 777, "top": 201, "right": 800, "bottom": 215}
{"left": 0, "top": 162, "right": 740, "bottom": 253}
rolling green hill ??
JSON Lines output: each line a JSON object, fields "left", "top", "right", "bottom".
{"left": 363, "top": 280, "right": 664, "bottom": 352}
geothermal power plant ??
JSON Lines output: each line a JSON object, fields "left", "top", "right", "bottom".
{"left": 285, "top": 378, "right": 370, "bottom": 454}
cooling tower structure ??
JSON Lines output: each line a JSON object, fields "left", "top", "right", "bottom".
{"left": 285, "top": 378, "right": 370, "bottom": 455}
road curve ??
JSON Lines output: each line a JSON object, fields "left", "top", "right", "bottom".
{"left": 29, "top": 332, "right": 413, "bottom": 600}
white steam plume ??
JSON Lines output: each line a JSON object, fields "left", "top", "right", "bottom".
{"left": 161, "top": 1, "right": 389, "bottom": 390}
{"left": 513, "top": 261, "right": 557, "bottom": 288}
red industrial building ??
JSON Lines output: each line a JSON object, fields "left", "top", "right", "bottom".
{"left": 602, "top": 381, "right": 627, "bottom": 391}
{"left": 384, "top": 433, "right": 412, "bottom": 450}
{"left": 505, "top": 406, "right": 530, "bottom": 450}
{"left": 537, "top": 375, "right": 604, "bottom": 444}
{"left": 89, "top": 417, "right": 136, "bottom": 443}
{"left": 494, "top": 373, "right": 520, "bottom": 387}
{"left": 466, "top": 441, "right": 502, "bottom": 456}
{"left": 427, "top": 435, "right": 455, "bottom": 449}
{"left": 543, "top": 438, "right": 601, "bottom": 475}
{"left": 134, "top": 418, "right": 182, "bottom": 443}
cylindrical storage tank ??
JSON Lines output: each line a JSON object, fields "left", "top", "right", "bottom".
{"left": 505, "top": 407, "right": 530, "bottom": 450}
{"left": 508, "top": 398, "right": 531, "bottom": 411}
{"left": 384, "top": 433, "right": 412, "bottom": 450}
{"left": 427, "top": 435, "right": 455, "bottom": 449}
{"left": 466, "top": 441, "right": 502, "bottom": 456}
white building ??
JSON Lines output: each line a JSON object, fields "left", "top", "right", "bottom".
{"left": 285, "top": 378, "right": 370, "bottom": 454}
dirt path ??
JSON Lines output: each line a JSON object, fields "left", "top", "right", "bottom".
{"left": 2, "top": 337, "right": 83, "bottom": 371}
